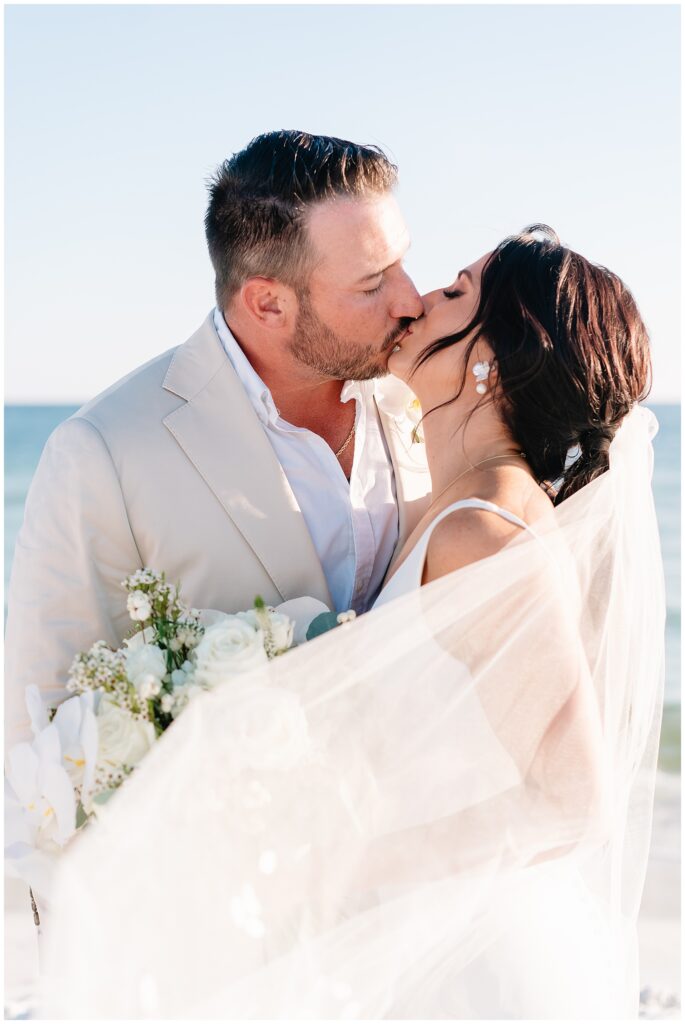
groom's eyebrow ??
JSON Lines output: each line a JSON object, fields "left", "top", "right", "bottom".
{"left": 356, "top": 240, "right": 412, "bottom": 284}
{"left": 357, "top": 264, "right": 394, "bottom": 284}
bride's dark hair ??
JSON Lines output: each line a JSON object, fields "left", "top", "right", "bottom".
{"left": 412, "top": 224, "right": 652, "bottom": 504}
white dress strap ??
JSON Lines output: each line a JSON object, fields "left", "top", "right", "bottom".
{"left": 417, "top": 498, "right": 541, "bottom": 567}
{"left": 376, "top": 499, "right": 544, "bottom": 608}
{"left": 441, "top": 498, "right": 543, "bottom": 537}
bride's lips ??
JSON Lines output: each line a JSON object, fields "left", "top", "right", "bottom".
{"left": 390, "top": 325, "right": 413, "bottom": 353}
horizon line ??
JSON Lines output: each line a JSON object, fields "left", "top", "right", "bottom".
{"left": 4, "top": 397, "right": 683, "bottom": 408}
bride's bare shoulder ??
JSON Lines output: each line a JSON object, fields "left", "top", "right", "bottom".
{"left": 423, "top": 489, "right": 554, "bottom": 585}
{"left": 423, "top": 506, "right": 521, "bottom": 583}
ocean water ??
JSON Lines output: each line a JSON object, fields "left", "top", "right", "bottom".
{"left": 4, "top": 403, "right": 681, "bottom": 771}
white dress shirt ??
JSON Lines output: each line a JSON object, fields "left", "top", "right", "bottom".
{"left": 213, "top": 309, "right": 399, "bottom": 613}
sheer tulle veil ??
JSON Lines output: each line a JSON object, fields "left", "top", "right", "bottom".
{"left": 41, "top": 406, "right": 665, "bottom": 1019}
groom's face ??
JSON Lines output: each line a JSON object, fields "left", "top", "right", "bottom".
{"left": 289, "top": 195, "right": 424, "bottom": 380}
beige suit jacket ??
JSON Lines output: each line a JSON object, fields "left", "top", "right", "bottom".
{"left": 5, "top": 314, "right": 431, "bottom": 745}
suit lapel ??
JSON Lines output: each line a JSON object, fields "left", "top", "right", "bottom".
{"left": 162, "top": 317, "right": 333, "bottom": 608}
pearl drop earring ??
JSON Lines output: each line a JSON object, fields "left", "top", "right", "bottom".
{"left": 473, "top": 360, "right": 491, "bottom": 395}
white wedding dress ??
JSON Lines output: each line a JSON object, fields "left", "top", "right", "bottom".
{"left": 375, "top": 499, "right": 635, "bottom": 1017}
{"left": 41, "top": 409, "right": 664, "bottom": 1019}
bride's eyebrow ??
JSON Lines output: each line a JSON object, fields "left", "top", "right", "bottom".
{"left": 457, "top": 268, "right": 473, "bottom": 283}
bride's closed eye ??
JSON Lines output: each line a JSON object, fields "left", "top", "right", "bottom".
{"left": 442, "top": 287, "right": 464, "bottom": 299}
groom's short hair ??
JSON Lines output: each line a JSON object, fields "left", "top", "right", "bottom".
{"left": 205, "top": 130, "right": 398, "bottom": 310}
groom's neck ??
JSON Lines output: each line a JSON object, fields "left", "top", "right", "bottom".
{"left": 226, "top": 317, "right": 347, "bottom": 431}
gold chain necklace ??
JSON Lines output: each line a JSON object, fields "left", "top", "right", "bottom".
{"left": 426, "top": 451, "right": 527, "bottom": 515}
{"left": 335, "top": 422, "right": 356, "bottom": 459}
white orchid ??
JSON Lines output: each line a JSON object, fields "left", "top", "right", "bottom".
{"left": 404, "top": 397, "right": 424, "bottom": 443}
{"left": 375, "top": 377, "right": 424, "bottom": 443}
{"left": 5, "top": 570, "right": 319, "bottom": 898}
{"left": 5, "top": 719, "right": 78, "bottom": 898}
{"left": 5, "top": 687, "right": 100, "bottom": 896}
{"left": 5, "top": 780, "right": 58, "bottom": 898}
{"left": 51, "top": 689, "right": 99, "bottom": 798}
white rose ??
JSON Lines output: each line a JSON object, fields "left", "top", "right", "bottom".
{"left": 96, "top": 697, "right": 156, "bottom": 770}
{"left": 197, "top": 609, "right": 231, "bottom": 629}
{"left": 238, "top": 608, "right": 294, "bottom": 654}
{"left": 127, "top": 591, "right": 152, "bottom": 622}
{"left": 193, "top": 618, "right": 268, "bottom": 687}
{"left": 224, "top": 685, "right": 310, "bottom": 773}
{"left": 125, "top": 643, "right": 167, "bottom": 694}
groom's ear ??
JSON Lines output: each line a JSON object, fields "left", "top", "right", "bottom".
{"left": 239, "top": 277, "right": 296, "bottom": 330}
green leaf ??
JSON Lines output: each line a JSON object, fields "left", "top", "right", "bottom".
{"left": 93, "top": 789, "right": 116, "bottom": 806}
{"left": 306, "top": 612, "right": 340, "bottom": 641}
{"left": 75, "top": 802, "right": 89, "bottom": 829}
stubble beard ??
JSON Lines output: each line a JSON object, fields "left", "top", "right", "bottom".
{"left": 288, "top": 290, "right": 410, "bottom": 382}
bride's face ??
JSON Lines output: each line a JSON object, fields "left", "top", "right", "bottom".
{"left": 388, "top": 252, "right": 492, "bottom": 399}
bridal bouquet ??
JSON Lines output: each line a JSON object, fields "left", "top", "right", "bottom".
{"left": 5, "top": 570, "right": 346, "bottom": 897}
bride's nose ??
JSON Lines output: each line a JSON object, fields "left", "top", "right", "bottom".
{"left": 420, "top": 288, "right": 445, "bottom": 315}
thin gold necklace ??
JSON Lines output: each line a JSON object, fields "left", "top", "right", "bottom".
{"left": 427, "top": 451, "right": 527, "bottom": 514}
{"left": 335, "top": 422, "right": 356, "bottom": 459}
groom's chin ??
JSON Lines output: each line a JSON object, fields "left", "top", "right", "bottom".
{"left": 348, "top": 357, "right": 392, "bottom": 382}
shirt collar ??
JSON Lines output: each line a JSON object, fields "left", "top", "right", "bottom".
{"left": 213, "top": 307, "right": 278, "bottom": 424}
{"left": 341, "top": 378, "right": 376, "bottom": 405}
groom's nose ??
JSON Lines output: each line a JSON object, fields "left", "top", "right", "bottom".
{"left": 389, "top": 269, "right": 425, "bottom": 321}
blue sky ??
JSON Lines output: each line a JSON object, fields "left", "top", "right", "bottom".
{"left": 5, "top": 4, "right": 681, "bottom": 402}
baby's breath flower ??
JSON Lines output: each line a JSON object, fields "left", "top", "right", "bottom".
{"left": 127, "top": 591, "right": 152, "bottom": 622}
{"left": 122, "top": 568, "right": 162, "bottom": 592}
{"left": 67, "top": 641, "right": 130, "bottom": 696}
{"left": 183, "top": 627, "right": 202, "bottom": 649}
{"left": 138, "top": 675, "right": 162, "bottom": 700}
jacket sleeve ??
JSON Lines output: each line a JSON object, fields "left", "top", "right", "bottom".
{"left": 5, "top": 416, "right": 143, "bottom": 748}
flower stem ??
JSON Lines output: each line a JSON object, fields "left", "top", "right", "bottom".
{"left": 29, "top": 887, "right": 41, "bottom": 929}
